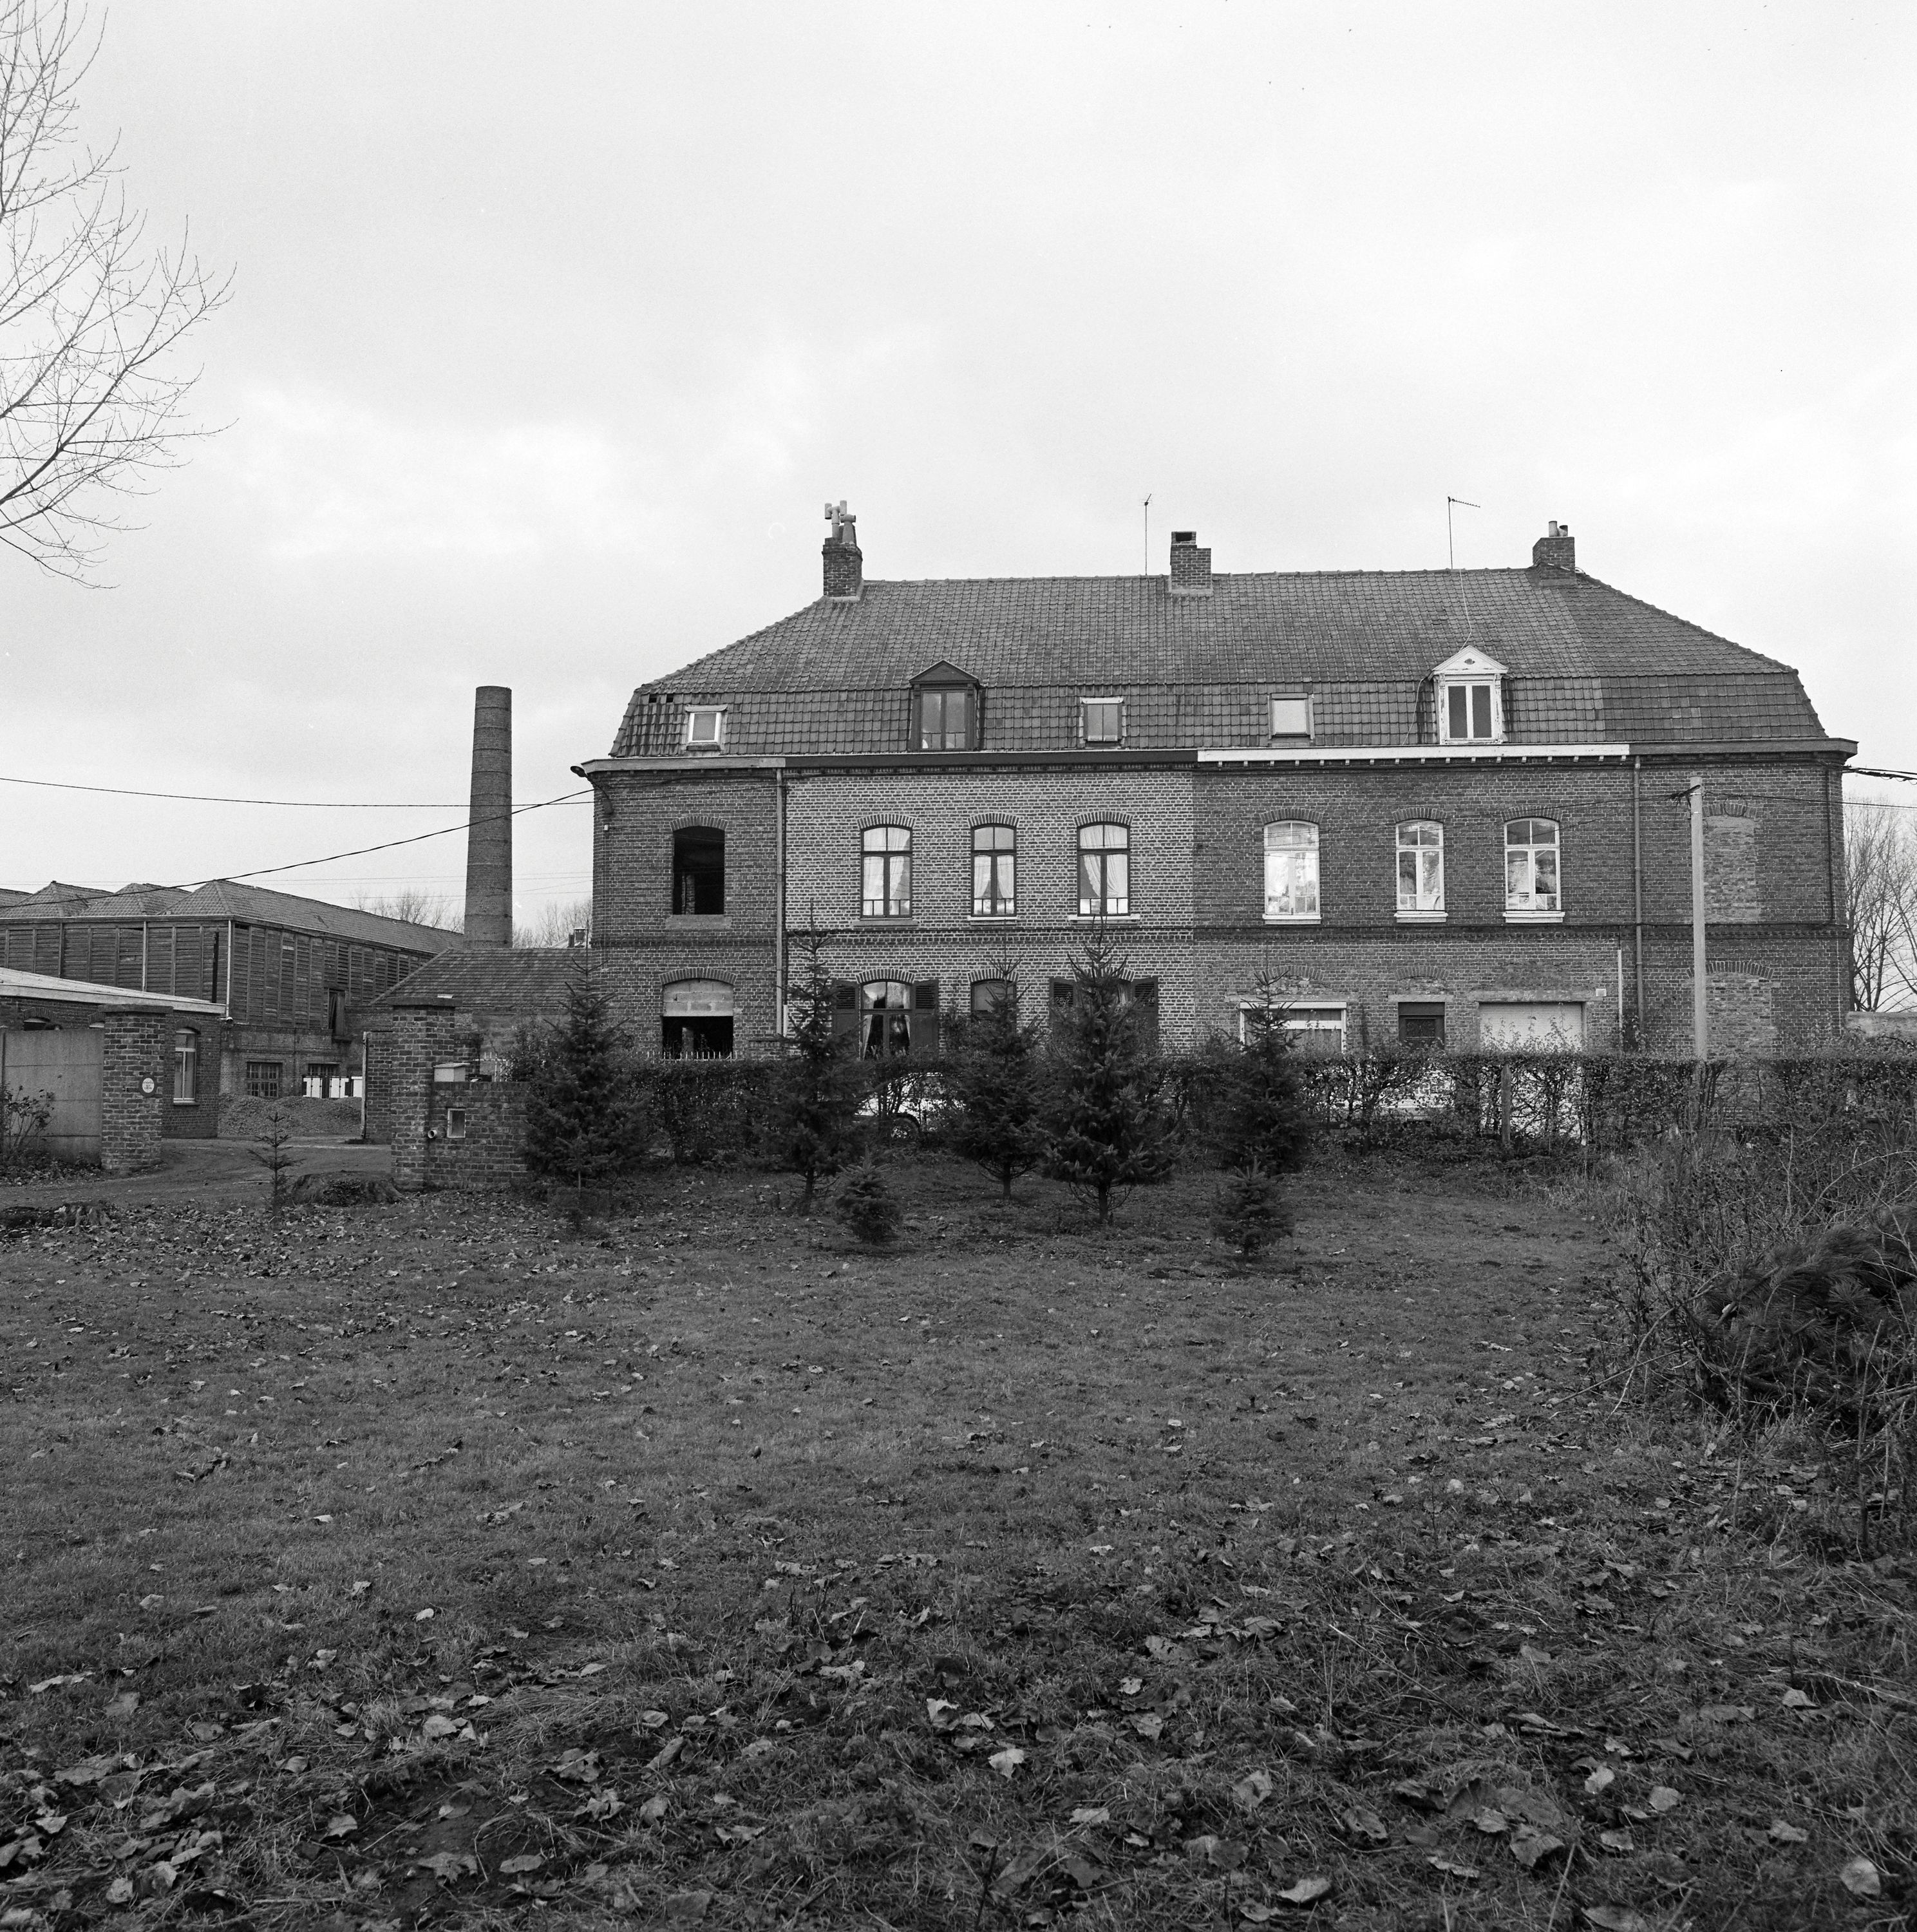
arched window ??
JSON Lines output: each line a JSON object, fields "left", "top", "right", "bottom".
{"left": 861, "top": 826, "right": 912, "bottom": 918}
{"left": 1263, "top": 821, "right": 1319, "bottom": 920}
{"left": 671, "top": 826, "right": 724, "bottom": 915}
{"left": 173, "top": 1028, "right": 198, "bottom": 1104}
{"left": 1505, "top": 819, "right": 1561, "bottom": 914}
{"left": 972, "top": 824, "right": 1016, "bottom": 916}
{"left": 970, "top": 977, "right": 1015, "bottom": 1018}
{"left": 1396, "top": 821, "right": 1444, "bottom": 914}
{"left": 858, "top": 979, "right": 938, "bottom": 1057}
{"left": 1077, "top": 822, "right": 1129, "bottom": 916}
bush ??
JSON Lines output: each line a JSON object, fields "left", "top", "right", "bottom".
{"left": 833, "top": 1160, "right": 902, "bottom": 1245}
{"left": 1043, "top": 929, "right": 1174, "bottom": 1224}
{"left": 947, "top": 979, "right": 1044, "bottom": 1198}
{"left": 523, "top": 964, "right": 649, "bottom": 1190}
{"left": 1213, "top": 1161, "right": 1292, "bottom": 1258}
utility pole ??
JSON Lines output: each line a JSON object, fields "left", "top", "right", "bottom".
{"left": 1690, "top": 773, "right": 1708, "bottom": 1060}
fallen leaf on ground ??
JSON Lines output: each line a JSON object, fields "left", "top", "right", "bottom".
{"left": 1429, "top": 1854, "right": 1480, "bottom": 1879}
{"left": 1768, "top": 1820, "right": 1808, "bottom": 1844}
{"left": 321, "top": 1815, "right": 357, "bottom": 1841}
{"left": 1509, "top": 1826, "right": 1566, "bottom": 1869}
{"left": 1839, "top": 1856, "right": 1882, "bottom": 1898}
{"left": 499, "top": 1853, "right": 544, "bottom": 1874}
{"left": 1340, "top": 1806, "right": 1387, "bottom": 1843}
{"left": 639, "top": 1795, "right": 668, "bottom": 1824}
{"left": 1647, "top": 1786, "right": 1681, "bottom": 1813}
{"left": 663, "top": 1893, "right": 713, "bottom": 1922}
{"left": 1275, "top": 1874, "right": 1333, "bottom": 1904}
{"left": 420, "top": 1851, "right": 477, "bottom": 1884}
{"left": 1582, "top": 1909, "right": 1655, "bottom": 1932}
{"left": 1129, "top": 1712, "right": 1164, "bottom": 1740}
{"left": 988, "top": 1745, "right": 1026, "bottom": 1779}
{"left": 1232, "top": 1770, "right": 1274, "bottom": 1810}
{"left": 1070, "top": 1807, "right": 1111, "bottom": 1826}
{"left": 1781, "top": 1688, "right": 1815, "bottom": 1710}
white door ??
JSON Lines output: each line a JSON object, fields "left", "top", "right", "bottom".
{"left": 1478, "top": 1002, "right": 1584, "bottom": 1050}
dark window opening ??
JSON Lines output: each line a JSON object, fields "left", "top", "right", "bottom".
{"left": 1047, "top": 976, "right": 1158, "bottom": 1050}
{"left": 970, "top": 977, "right": 1015, "bottom": 1017}
{"left": 1398, "top": 1001, "right": 1446, "bottom": 1047}
{"left": 661, "top": 1016, "right": 734, "bottom": 1058}
{"left": 672, "top": 826, "right": 726, "bottom": 915}
{"left": 834, "top": 978, "right": 940, "bottom": 1057}
{"left": 245, "top": 1059, "right": 283, "bottom": 1099}
{"left": 917, "top": 687, "right": 975, "bottom": 750}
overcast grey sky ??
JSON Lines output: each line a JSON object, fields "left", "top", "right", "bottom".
{"left": 4, "top": 1, "right": 1912, "bottom": 922}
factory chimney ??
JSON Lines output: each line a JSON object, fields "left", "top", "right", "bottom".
{"left": 463, "top": 685, "right": 513, "bottom": 948}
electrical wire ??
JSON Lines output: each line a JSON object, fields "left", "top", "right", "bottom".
{"left": 0, "top": 772, "right": 573, "bottom": 808}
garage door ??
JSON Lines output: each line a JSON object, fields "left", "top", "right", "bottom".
{"left": 0, "top": 1027, "right": 104, "bottom": 1161}
{"left": 1478, "top": 1002, "right": 1584, "bottom": 1050}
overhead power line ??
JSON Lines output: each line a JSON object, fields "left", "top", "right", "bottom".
{"left": 0, "top": 772, "right": 580, "bottom": 808}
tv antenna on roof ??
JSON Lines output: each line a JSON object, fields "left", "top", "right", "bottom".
{"left": 1446, "top": 495, "right": 1481, "bottom": 571}
{"left": 1142, "top": 494, "right": 1153, "bottom": 575}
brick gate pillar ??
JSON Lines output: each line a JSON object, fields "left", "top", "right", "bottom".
{"left": 100, "top": 1008, "right": 168, "bottom": 1173}
{"left": 391, "top": 995, "right": 458, "bottom": 1192}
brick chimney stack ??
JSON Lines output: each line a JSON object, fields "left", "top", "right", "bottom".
{"left": 1532, "top": 520, "right": 1576, "bottom": 573}
{"left": 822, "top": 500, "right": 862, "bottom": 600}
{"left": 462, "top": 685, "right": 513, "bottom": 949}
{"left": 1168, "top": 529, "right": 1213, "bottom": 597}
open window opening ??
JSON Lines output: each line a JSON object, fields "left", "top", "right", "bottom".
{"left": 834, "top": 979, "right": 940, "bottom": 1057}
{"left": 661, "top": 978, "right": 735, "bottom": 1057}
{"left": 672, "top": 826, "right": 726, "bottom": 915}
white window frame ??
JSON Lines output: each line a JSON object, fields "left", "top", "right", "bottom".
{"left": 1239, "top": 1000, "right": 1346, "bottom": 1054}
{"left": 1269, "top": 693, "right": 1312, "bottom": 739}
{"left": 971, "top": 822, "right": 1017, "bottom": 918}
{"left": 684, "top": 706, "right": 727, "bottom": 750}
{"left": 1077, "top": 822, "right": 1131, "bottom": 916}
{"left": 173, "top": 1027, "right": 198, "bottom": 1104}
{"left": 1262, "top": 820, "right": 1321, "bottom": 922}
{"left": 860, "top": 825, "right": 912, "bottom": 918}
{"left": 1395, "top": 821, "right": 1446, "bottom": 919}
{"left": 1504, "top": 817, "right": 1563, "bottom": 920}
{"left": 1081, "top": 697, "right": 1125, "bottom": 746}
{"left": 1436, "top": 677, "right": 1503, "bottom": 744}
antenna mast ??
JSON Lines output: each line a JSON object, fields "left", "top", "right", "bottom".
{"left": 1142, "top": 494, "right": 1153, "bottom": 575}
{"left": 1446, "top": 495, "right": 1481, "bottom": 571}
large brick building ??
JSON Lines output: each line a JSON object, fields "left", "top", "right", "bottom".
{"left": 577, "top": 511, "right": 1853, "bottom": 1060}
{"left": 0, "top": 878, "right": 455, "bottom": 1116}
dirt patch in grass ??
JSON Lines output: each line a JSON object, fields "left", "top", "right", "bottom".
{"left": 2, "top": 1156, "right": 1910, "bottom": 1929}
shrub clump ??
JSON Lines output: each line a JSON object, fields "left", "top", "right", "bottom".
{"left": 833, "top": 1160, "right": 902, "bottom": 1245}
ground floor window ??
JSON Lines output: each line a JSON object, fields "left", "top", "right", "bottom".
{"left": 855, "top": 980, "right": 941, "bottom": 1056}
{"left": 662, "top": 977, "right": 735, "bottom": 1057}
{"left": 303, "top": 1061, "right": 339, "bottom": 1098}
{"left": 1478, "top": 1001, "right": 1585, "bottom": 1050}
{"left": 970, "top": 977, "right": 1015, "bottom": 1018}
{"left": 245, "top": 1059, "right": 283, "bottom": 1099}
{"left": 173, "top": 1028, "right": 199, "bottom": 1103}
{"left": 1241, "top": 1001, "right": 1345, "bottom": 1054}
{"left": 1050, "top": 976, "right": 1158, "bottom": 1050}
{"left": 1397, "top": 1001, "right": 1446, "bottom": 1046}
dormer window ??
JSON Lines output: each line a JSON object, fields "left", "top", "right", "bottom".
{"left": 1431, "top": 648, "right": 1506, "bottom": 744}
{"left": 685, "top": 706, "right": 726, "bottom": 750}
{"left": 910, "top": 661, "right": 980, "bottom": 750}
{"left": 1082, "top": 697, "right": 1124, "bottom": 746}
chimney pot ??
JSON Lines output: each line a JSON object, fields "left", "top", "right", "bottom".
{"left": 1531, "top": 522, "right": 1576, "bottom": 573}
{"left": 822, "top": 499, "right": 862, "bottom": 600}
{"left": 1168, "top": 529, "right": 1213, "bottom": 597}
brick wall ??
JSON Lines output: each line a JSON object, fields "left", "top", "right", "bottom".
{"left": 99, "top": 1009, "right": 167, "bottom": 1173}
{"left": 390, "top": 1001, "right": 455, "bottom": 1191}
{"left": 422, "top": 1083, "right": 528, "bottom": 1191}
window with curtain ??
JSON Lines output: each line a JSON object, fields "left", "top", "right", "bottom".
{"left": 1396, "top": 821, "right": 1445, "bottom": 913}
{"left": 972, "top": 823, "right": 1016, "bottom": 916}
{"left": 1263, "top": 821, "right": 1320, "bottom": 919}
{"left": 860, "top": 826, "right": 912, "bottom": 917}
{"left": 1077, "top": 822, "right": 1130, "bottom": 915}
{"left": 1505, "top": 819, "right": 1561, "bottom": 913}
{"left": 917, "top": 687, "right": 974, "bottom": 749}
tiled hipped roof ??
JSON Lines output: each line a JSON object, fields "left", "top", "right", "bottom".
{"left": 0, "top": 879, "right": 460, "bottom": 952}
{"left": 612, "top": 567, "right": 1831, "bottom": 757}
{"left": 360, "top": 948, "right": 578, "bottom": 1021}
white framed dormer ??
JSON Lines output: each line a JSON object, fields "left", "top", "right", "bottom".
{"left": 1431, "top": 647, "right": 1506, "bottom": 745}
{"left": 684, "top": 705, "right": 728, "bottom": 752}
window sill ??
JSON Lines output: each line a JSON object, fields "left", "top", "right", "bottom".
{"left": 1070, "top": 912, "right": 1139, "bottom": 924}
{"left": 666, "top": 913, "right": 732, "bottom": 931}
{"left": 1504, "top": 909, "right": 1565, "bottom": 923}
{"left": 171, "top": 1098, "right": 197, "bottom": 1107}
{"left": 967, "top": 913, "right": 1020, "bottom": 925}
{"left": 859, "top": 914, "right": 916, "bottom": 925}
{"left": 1262, "top": 913, "right": 1321, "bottom": 925}
{"left": 1395, "top": 910, "right": 1449, "bottom": 923}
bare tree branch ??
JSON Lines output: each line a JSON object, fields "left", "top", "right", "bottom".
{"left": 0, "top": 0, "right": 231, "bottom": 579}
{"left": 515, "top": 896, "right": 592, "bottom": 950}
{"left": 1845, "top": 801, "right": 1917, "bottom": 1012}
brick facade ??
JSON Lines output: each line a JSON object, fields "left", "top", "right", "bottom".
{"left": 386, "top": 997, "right": 530, "bottom": 1191}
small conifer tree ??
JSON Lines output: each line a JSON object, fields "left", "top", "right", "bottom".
{"left": 523, "top": 961, "right": 645, "bottom": 1192}
{"left": 833, "top": 1158, "right": 902, "bottom": 1245}
{"left": 1043, "top": 927, "right": 1173, "bottom": 1224}
{"left": 948, "top": 965, "right": 1044, "bottom": 1200}
{"left": 1202, "top": 971, "right": 1314, "bottom": 1176}
{"left": 777, "top": 929, "right": 858, "bottom": 1206}
{"left": 1213, "top": 1159, "right": 1292, "bottom": 1259}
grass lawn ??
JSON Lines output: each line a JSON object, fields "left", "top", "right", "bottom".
{"left": 2, "top": 1151, "right": 1911, "bottom": 1929}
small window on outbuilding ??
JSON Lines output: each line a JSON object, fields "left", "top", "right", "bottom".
{"left": 245, "top": 1060, "right": 283, "bottom": 1099}
{"left": 672, "top": 826, "right": 726, "bottom": 915}
{"left": 173, "top": 1028, "right": 198, "bottom": 1104}
{"left": 1397, "top": 1001, "right": 1446, "bottom": 1047}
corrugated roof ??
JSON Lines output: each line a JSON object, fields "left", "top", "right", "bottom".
{"left": 0, "top": 879, "right": 460, "bottom": 952}
{"left": 612, "top": 566, "right": 1831, "bottom": 756}
{"left": 0, "top": 965, "right": 223, "bottom": 1015}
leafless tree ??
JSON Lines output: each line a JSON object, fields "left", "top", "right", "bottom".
{"left": 355, "top": 888, "right": 463, "bottom": 933}
{"left": 516, "top": 895, "right": 592, "bottom": 950}
{"left": 2, "top": 1, "right": 231, "bottom": 578}
{"left": 1845, "top": 802, "right": 1917, "bottom": 1011}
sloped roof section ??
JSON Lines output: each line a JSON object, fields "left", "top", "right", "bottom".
{"left": 0, "top": 878, "right": 460, "bottom": 952}
{"left": 361, "top": 947, "right": 578, "bottom": 1021}
{"left": 611, "top": 567, "right": 1834, "bottom": 756}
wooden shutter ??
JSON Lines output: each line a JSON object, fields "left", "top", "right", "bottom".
{"left": 1131, "top": 978, "right": 1160, "bottom": 1053}
{"left": 912, "top": 981, "right": 940, "bottom": 1057}
{"left": 831, "top": 980, "right": 858, "bottom": 1045}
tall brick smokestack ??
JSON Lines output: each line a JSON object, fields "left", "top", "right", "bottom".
{"left": 463, "top": 685, "right": 513, "bottom": 949}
